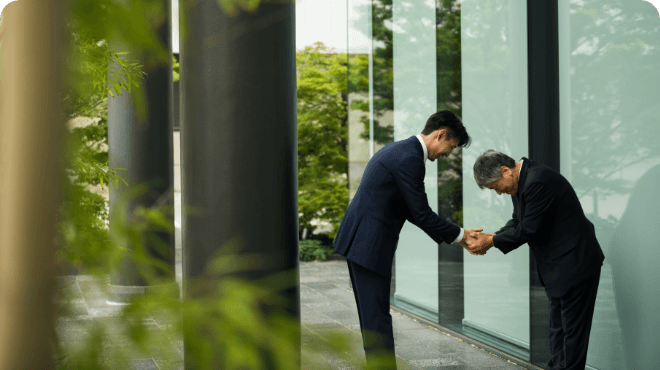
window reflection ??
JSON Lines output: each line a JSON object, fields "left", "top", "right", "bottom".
{"left": 559, "top": 1, "right": 660, "bottom": 368}
{"left": 435, "top": 0, "right": 464, "bottom": 330}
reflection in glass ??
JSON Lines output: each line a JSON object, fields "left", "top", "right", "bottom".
{"left": 435, "top": 0, "right": 465, "bottom": 330}
{"left": 368, "top": 0, "right": 394, "bottom": 152}
{"left": 559, "top": 1, "right": 660, "bottom": 368}
{"left": 391, "top": 0, "right": 439, "bottom": 319}
{"left": 460, "top": 0, "right": 530, "bottom": 359}
{"left": 347, "top": 0, "right": 372, "bottom": 202}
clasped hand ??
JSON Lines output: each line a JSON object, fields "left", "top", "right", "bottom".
{"left": 458, "top": 228, "right": 494, "bottom": 256}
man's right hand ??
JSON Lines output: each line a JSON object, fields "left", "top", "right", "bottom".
{"left": 459, "top": 228, "right": 483, "bottom": 254}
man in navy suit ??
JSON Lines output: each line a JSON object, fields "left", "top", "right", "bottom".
{"left": 470, "top": 150, "right": 605, "bottom": 370}
{"left": 333, "top": 111, "right": 483, "bottom": 369}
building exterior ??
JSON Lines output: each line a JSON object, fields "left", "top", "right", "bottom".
{"left": 346, "top": 0, "right": 660, "bottom": 369}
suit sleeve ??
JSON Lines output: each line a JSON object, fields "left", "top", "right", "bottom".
{"left": 393, "top": 154, "right": 461, "bottom": 244}
{"left": 493, "top": 181, "right": 555, "bottom": 254}
{"left": 495, "top": 200, "right": 519, "bottom": 235}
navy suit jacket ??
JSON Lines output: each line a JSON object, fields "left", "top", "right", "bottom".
{"left": 333, "top": 136, "right": 461, "bottom": 276}
{"left": 493, "top": 157, "right": 605, "bottom": 297}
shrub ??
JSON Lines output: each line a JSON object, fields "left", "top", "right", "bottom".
{"left": 299, "top": 239, "right": 335, "bottom": 262}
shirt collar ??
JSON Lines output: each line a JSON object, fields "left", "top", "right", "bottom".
{"left": 415, "top": 135, "right": 428, "bottom": 164}
{"left": 516, "top": 159, "right": 524, "bottom": 192}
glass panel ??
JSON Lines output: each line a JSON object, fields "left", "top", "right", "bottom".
{"left": 371, "top": 0, "right": 394, "bottom": 155}
{"left": 391, "top": 0, "right": 439, "bottom": 318}
{"left": 435, "top": 0, "right": 465, "bottom": 330}
{"left": 461, "top": 0, "right": 530, "bottom": 359}
{"left": 558, "top": 1, "right": 660, "bottom": 369}
{"left": 347, "top": 0, "right": 372, "bottom": 202}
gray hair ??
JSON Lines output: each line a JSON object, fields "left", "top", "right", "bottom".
{"left": 473, "top": 150, "right": 516, "bottom": 190}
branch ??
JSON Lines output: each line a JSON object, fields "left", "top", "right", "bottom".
{"left": 575, "top": 153, "right": 654, "bottom": 199}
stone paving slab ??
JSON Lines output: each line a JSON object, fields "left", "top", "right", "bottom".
{"left": 300, "top": 257, "right": 530, "bottom": 370}
{"left": 54, "top": 255, "right": 531, "bottom": 369}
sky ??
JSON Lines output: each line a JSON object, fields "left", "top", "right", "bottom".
{"left": 172, "top": 0, "right": 349, "bottom": 54}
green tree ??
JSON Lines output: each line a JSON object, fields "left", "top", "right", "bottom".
{"left": 435, "top": 0, "right": 463, "bottom": 226}
{"left": 297, "top": 42, "right": 349, "bottom": 241}
{"left": 349, "top": 0, "right": 395, "bottom": 145}
{"left": 58, "top": 27, "right": 145, "bottom": 274}
{"left": 349, "top": 0, "right": 462, "bottom": 142}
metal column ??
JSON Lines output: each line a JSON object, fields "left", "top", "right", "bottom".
{"left": 527, "top": 0, "right": 560, "bottom": 366}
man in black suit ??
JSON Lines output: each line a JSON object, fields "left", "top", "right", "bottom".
{"left": 333, "top": 111, "right": 483, "bottom": 369}
{"left": 470, "top": 150, "right": 605, "bottom": 370}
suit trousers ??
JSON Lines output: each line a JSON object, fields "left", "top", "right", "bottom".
{"left": 546, "top": 267, "right": 601, "bottom": 370}
{"left": 347, "top": 259, "right": 397, "bottom": 369}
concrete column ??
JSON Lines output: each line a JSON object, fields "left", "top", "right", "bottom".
{"left": 180, "top": 0, "right": 299, "bottom": 368}
{"left": 107, "top": 0, "right": 178, "bottom": 303}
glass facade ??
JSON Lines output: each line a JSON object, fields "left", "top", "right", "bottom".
{"left": 346, "top": 0, "right": 660, "bottom": 366}
{"left": 391, "top": 0, "right": 439, "bottom": 318}
{"left": 461, "top": 0, "right": 530, "bottom": 359}
{"left": 558, "top": 1, "right": 660, "bottom": 369}
{"left": 347, "top": 0, "right": 371, "bottom": 203}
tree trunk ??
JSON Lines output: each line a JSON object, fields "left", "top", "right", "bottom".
{"left": 0, "top": 1, "right": 65, "bottom": 368}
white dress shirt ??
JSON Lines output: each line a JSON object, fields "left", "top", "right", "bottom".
{"left": 415, "top": 134, "right": 463, "bottom": 244}
{"left": 415, "top": 134, "right": 429, "bottom": 164}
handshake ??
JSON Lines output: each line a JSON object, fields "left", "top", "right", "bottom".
{"left": 458, "top": 228, "right": 495, "bottom": 256}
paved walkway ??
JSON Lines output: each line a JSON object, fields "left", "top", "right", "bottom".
{"left": 55, "top": 256, "right": 532, "bottom": 370}
{"left": 300, "top": 256, "right": 528, "bottom": 370}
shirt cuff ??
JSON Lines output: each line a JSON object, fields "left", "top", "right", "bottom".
{"left": 452, "top": 228, "right": 464, "bottom": 244}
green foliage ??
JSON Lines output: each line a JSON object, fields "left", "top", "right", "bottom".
{"left": 57, "top": 220, "right": 363, "bottom": 369}
{"left": 349, "top": 0, "right": 462, "bottom": 145}
{"left": 435, "top": 0, "right": 462, "bottom": 115}
{"left": 347, "top": 54, "right": 369, "bottom": 92}
{"left": 215, "top": 0, "right": 262, "bottom": 15}
{"left": 50, "top": 1, "right": 367, "bottom": 368}
{"left": 210, "top": 0, "right": 298, "bottom": 17}
{"left": 173, "top": 56, "right": 179, "bottom": 82}
{"left": 297, "top": 42, "right": 349, "bottom": 241}
{"left": 57, "top": 7, "right": 145, "bottom": 275}
{"left": 299, "top": 239, "right": 335, "bottom": 261}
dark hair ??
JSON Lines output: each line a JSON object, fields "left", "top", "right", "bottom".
{"left": 421, "top": 110, "right": 471, "bottom": 148}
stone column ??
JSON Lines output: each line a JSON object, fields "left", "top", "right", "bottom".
{"left": 107, "top": 0, "right": 178, "bottom": 303}
{"left": 180, "top": 0, "right": 299, "bottom": 368}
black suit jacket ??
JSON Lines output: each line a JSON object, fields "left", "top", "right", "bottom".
{"left": 333, "top": 136, "right": 461, "bottom": 276}
{"left": 493, "top": 157, "right": 605, "bottom": 297}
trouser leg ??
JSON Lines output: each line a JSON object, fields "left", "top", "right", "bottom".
{"left": 347, "top": 260, "right": 396, "bottom": 369}
{"left": 347, "top": 260, "right": 364, "bottom": 330}
{"left": 547, "top": 294, "right": 565, "bottom": 369}
{"left": 546, "top": 268, "right": 601, "bottom": 370}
